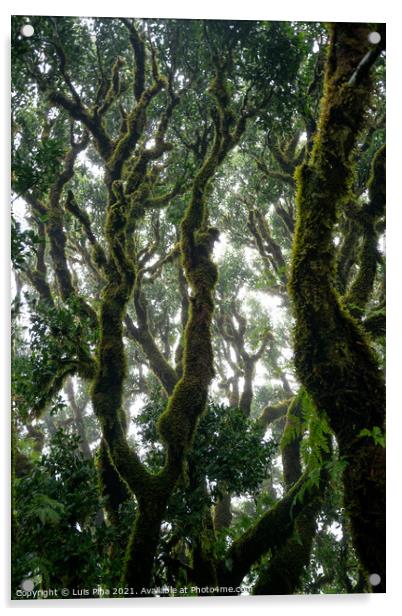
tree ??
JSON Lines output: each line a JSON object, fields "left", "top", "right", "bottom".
{"left": 11, "top": 16, "right": 385, "bottom": 598}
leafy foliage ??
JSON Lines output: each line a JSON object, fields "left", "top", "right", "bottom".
{"left": 11, "top": 219, "right": 40, "bottom": 271}
{"left": 135, "top": 399, "right": 277, "bottom": 497}
{"left": 13, "top": 431, "right": 135, "bottom": 595}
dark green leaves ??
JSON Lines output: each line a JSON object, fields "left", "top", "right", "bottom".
{"left": 11, "top": 219, "right": 40, "bottom": 271}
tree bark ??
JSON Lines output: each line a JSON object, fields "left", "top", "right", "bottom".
{"left": 289, "top": 22, "right": 385, "bottom": 591}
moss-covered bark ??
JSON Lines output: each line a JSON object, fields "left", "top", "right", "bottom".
{"left": 96, "top": 440, "right": 130, "bottom": 526}
{"left": 253, "top": 393, "right": 326, "bottom": 595}
{"left": 217, "top": 304, "right": 271, "bottom": 416}
{"left": 46, "top": 131, "right": 96, "bottom": 326}
{"left": 336, "top": 202, "right": 361, "bottom": 295}
{"left": 89, "top": 54, "right": 249, "bottom": 592}
{"left": 24, "top": 217, "right": 55, "bottom": 307}
{"left": 257, "top": 398, "right": 291, "bottom": 432}
{"left": 123, "top": 488, "right": 167, "bottom": 593}
{"left": 345, "top": 145, "right": 385, "bottom": 317}
{"left": 217, "top": 468, "right": 325, "bottom": 590}
{"left": 213, "top": 491, "right": 233, "bottom": 532}
{"left": 20, "top": 136, "right": 98, "bottom": 419}
{"left": 130, "top": 276, "right": 179, "bottom": 395}
{"left": 281, "top": 395, "right": 303, "bottom": 486}
{"left": 155, "top": 64, "right": 248, "bottom": 488}
{"left": 174, "top": 260, "right": 190, "bottom": 378}
{"left": 90, "top": 179, "right": 151, "bottom": 491}
{"left": 187, "top": 467, "right": 219, "bottom": 589}
{"left": 288, "top": 23, "right": 385, "bottom": 591}
{"left": 90, "top": 178, "right": 159, "bottom": 592}
{"left": 252, "top": 503, "right": 319, "bottom": 595}
{"left": 64, "top": 378, "right": 91, "bottom": 459}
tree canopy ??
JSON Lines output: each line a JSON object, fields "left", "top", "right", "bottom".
{"left": 11, "top": 16, "right": 385, "bottom": 598}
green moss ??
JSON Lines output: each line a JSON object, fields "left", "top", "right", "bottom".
{"left": 96, "top": 57, "right": 125, "bottom": 116}
{"left": 121, "top": 18, "right": 146, "bottom": 100}
{"left": 288, "top": 23, "right": 385, "bottom": 587}
{"left": 106, "top": 77, "right": 166, "bottom": 184}
{"left": 90, "top": 175, "right": 147, "bottom": 498}
{"left": 280, "top": 394, "right": 303, "bottom": 488}
{"left": 345, "top": 145, "right": 385, "bottom": 316}
{"left": 46, "top": 206, "right": 74, "bottom": 301}
{"left": 155, "top": 65, "right": 242, "bottom": 490}
{"left": 122, "top": 494, "right": 167, "bottom": 593}
{"left": 89, "top": 148, "right": 167, "bottom": 591}
{"left": 92, "top": 244, "right": 108, "bottom": 270}
{"left": 218, "top": 470, "right": 322, "bottom": 589}
{"left": 96, "top": 440, "right": 130, "bottom": 526}
{"left": 252, "top": 393, "right": 329, "bottom": 595}
{"left": 257, "top": 398, "right": 291, "bottom": 432}
{"left": 367, "top": 145, "right": 386, "bottom": 217}
{"left": 336, "top": 205, "right": 361, "bottom": 294}
{"left": 93, "top": 60, "right": 248, "bottom": 592}
{"left": 252, "top": 502, "right": 320, "bottom": 595}
{"left": 363, "top": 306, "right": 385, "bottom": 338}
{"left": 213, "top": 491, "right": 232, "bottom": 532}
{"left": 32, "top": 362, "right": 79, "bottom": 419}
{"left": 191, "top": 510, "right": 219, "bottom": 588}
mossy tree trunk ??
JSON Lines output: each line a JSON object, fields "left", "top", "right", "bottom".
{"left": 29, "top": 21, "right": 251, "bottom": 592}
{"left": 90, "top": 51, "right": 251, "bottom": 592}
{"left": 289, "top": 22, "right": 385, "bottom": 591}
{"left": 253, "top": 392, "right": 328, "bottom": 595}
